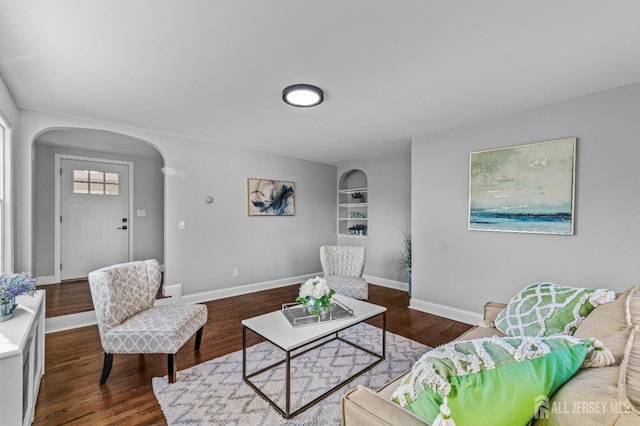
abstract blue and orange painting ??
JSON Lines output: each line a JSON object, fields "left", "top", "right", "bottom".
{"left": 469, "top": 138, "right": 576, "bottom": 234}
{"left": 247, "top": 178, "right": 295, "bottom": 216}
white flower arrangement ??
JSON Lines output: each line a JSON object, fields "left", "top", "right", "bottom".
{"left": 296, "top": 276, "right": 335, "bottom": 315}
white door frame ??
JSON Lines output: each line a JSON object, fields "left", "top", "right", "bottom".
{"left": 54, "top": 153, "right": 135, "bottom": 282}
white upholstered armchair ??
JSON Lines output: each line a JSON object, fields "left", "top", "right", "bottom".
{"left": 320, "top": 245, "right": 368, "bottom": 299}
{"left": 88, "top": 259, "right": 208, "bottom": 384}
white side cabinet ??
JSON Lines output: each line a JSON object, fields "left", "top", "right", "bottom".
{"left": 0, "top": 290, "right": 45, "bottom": 426}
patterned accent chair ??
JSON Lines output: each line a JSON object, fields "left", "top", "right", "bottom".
{"left": 88, "top": 259, "right": 208, "bottom": 384}
{"left": 320, "top": 245, "right": 368, "bottom": 299}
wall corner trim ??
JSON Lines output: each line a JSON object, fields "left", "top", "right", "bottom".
{"left": 409, "top": 298, "right": 482, "bottom": 325}
{"left": 36, "top": 275, "right": 58, "bottom": 285}
{"left": 363, "top": 275, "right": 408, "bottom": 292}
{"left": 157, "top": 283, "right": 181, "bottom": 304}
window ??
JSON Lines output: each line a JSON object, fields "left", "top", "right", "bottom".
{"left": 73, "top": 169, "right": 119, "bottom": 195}
{"left": 0, "top": 124, "right": 4, "bottom": 272}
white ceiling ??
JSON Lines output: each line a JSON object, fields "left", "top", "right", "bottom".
{"left": 1, "top": 1, "right": 640, "bottom": 165}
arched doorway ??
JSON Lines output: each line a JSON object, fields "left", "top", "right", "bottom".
{"left": 32, "top": 128, "right": 164, "bottom": 316}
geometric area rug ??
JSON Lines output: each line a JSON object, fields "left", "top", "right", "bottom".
{"left": 152, "top": 322, "right": 429, "bottom": 425}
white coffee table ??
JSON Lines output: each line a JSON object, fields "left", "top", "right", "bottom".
{"left": 241, "top": 294, "right": 387, "bottom": 418}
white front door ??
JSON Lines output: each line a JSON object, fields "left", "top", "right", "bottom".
{"left": 60, "top": 158, "right": 130, "bottom": 280}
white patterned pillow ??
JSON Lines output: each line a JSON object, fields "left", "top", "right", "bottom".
{"left": 495, "top": 282, "right": 615, "bottom": 337}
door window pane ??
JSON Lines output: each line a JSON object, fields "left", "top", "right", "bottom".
{"left": 90, "top": 171, "right": 103, "bottom": 182}
{"left": 105, "top": 173, "right": 118, "bottom": 184}
{"left": 74, "top": 182, "right": 89, "bottom": 193}
{"left": 104, "top": 184, "right": 119, "bottom": 195}
{"left": 73, "top": 169, "right": 119, "bottom": 195}
{"left": 90, "top": 183, "right": 105, "bottom": 194}
{"left": 74, "top": 170, "right": 89, "bottom": 181}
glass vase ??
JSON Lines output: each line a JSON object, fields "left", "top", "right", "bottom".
{"left": 0, "top": 296, "right": 17, "bottom": 322}
{"left": 306, "top": 304, "right": 327, "bottom": 316}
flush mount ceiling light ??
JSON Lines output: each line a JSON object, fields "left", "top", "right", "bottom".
{"left": 282, "top": 84, "right": 324, "bottom": 107}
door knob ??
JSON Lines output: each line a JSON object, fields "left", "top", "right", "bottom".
{"left": 117, "top": 226, "right": 128, "bottom": 230}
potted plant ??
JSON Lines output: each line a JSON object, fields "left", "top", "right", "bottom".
{"left": 351, "top": 192, "right": 364, "bottom": 203}
{"left": 0, "top": 272, "right": 37, "bottom": 322}
{"left": 398, "top": 232, "right": 412, "bottom": 296}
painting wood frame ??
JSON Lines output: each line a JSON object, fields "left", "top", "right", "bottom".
{"left": 469, "top": 137, "right": 576, "bottom": 235}
{"left": 247, "top": 178, "right": 295, "bottom": 216}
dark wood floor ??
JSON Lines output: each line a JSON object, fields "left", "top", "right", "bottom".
{"left": 34, "top": 284, "right": 472, "bottom": 425}
{"left": 37, "top": 278, "right": 168, "bottom": 318}
{"left": 37, "top": 279, "right": 95, "bottom": 317}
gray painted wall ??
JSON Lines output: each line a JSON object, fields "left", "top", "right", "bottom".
{"left": 14, "top": 110, "right": 337, "bottom": 297}
{"left": 337, "top": 151, "right": 411, "bottom": 283}
{"left": 160, "top": 138, "right": 337, "bottom": 293}
{"left": 412, "top": 83, "right": 640, "bottom": 314}
{"left": 32, "top": 143, "right": 165, "bottom": 277}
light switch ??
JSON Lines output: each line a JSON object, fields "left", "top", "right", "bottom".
{"left": 137, "top": 209, "right": 146, "bottom": 217}
{"left": 178, "top": 220, "right": 186, "bottom": 230}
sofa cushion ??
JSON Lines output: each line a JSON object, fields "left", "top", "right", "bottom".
{"left": 575, "top": 287, "right": 633, "bottom": 336}
{"left": 342, "top": 385, "right": 428, "bottom": 426}
{"left": 575, "top": 287, "right": 636, "bottom": 365}
{"left": 623, "top": 321, "right": 640, "bottom": 409}
{"left": 456, "top": 325, "right": 504, "bottom": 341}
{"left": 531, "top": 366, "right": 629, "bottom": 425}
{"left": 495, "top": 282, "right": 614, "bottom": 337}
{"left": 391, "top": 335, "right": 590, "bottom": 426}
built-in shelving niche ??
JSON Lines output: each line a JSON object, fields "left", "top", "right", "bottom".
{"left": 338, "top": 169, "right": 368, "bottom": 238}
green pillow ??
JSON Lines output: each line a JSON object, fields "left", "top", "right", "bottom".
{"left": 392, "top": 335, "right": 590, "bottom": 426}
{"left": 495, "top": 282, "right": 614, "bottom": 337}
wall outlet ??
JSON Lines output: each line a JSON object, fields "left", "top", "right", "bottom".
{"left": 178, "top": 220, "right": 186, "bottom": 230}
{"left": 232, "top": 268, "right": 239, "bottom": 278}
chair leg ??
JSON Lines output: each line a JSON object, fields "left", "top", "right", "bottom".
{"left": 194, "top": 326, "right": 204, "bottom": 351}
{"left": 100, "top": 352, "right": 113, "bottom": 384}
{"left": 168, "top": 353, "right": 177, "bottom": 383}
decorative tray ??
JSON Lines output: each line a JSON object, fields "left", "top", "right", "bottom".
{"left": 281, "top": 299, "right": 355, "bottom": 328}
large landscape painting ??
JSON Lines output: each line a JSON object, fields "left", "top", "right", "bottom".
{"left": 469, "top": 137, "right": 576, "bottom": 234}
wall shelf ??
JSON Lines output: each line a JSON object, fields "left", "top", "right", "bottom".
{"left": 338, "top": 203, "right": 368, "bottom": 208}
{"left": 338, "top": 187, "right": 368, "bottom": 194}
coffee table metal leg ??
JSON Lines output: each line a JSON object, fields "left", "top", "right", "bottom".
{"left": 382, "top": 311, "right": 386, "bottom": 359}
{"left": 242, "top": 326, "right": 247, "bottom": 378}
{"left": 285, "top": 350, "right": 291, "bottom": 418}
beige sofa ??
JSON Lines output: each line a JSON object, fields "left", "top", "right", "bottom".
{"left": 341, "top": 288, "right": 640, "bottom": 425}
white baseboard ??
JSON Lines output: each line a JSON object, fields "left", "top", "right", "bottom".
{"left": 409, "top": 297, "right": 482, "bottom": 326}
{"left": 154, "top": 284, "right": 182, "bottom": 305}
{"left": 363, "top": 275, "right": 408, "bottom": 292}
{"left": 179, "top": 273, "right": 322, "bottom": 305}
{"left": 46, "top": 310, "right": 97, "bottom": 333}
{"left": 43, "top": 274, "right": 318, "bottom": 332}
{"left": 43, "top": 272, "right": 408, "bottom": 332}
{"left": 37, "top": 275, "right": 58, "bottom": 285}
